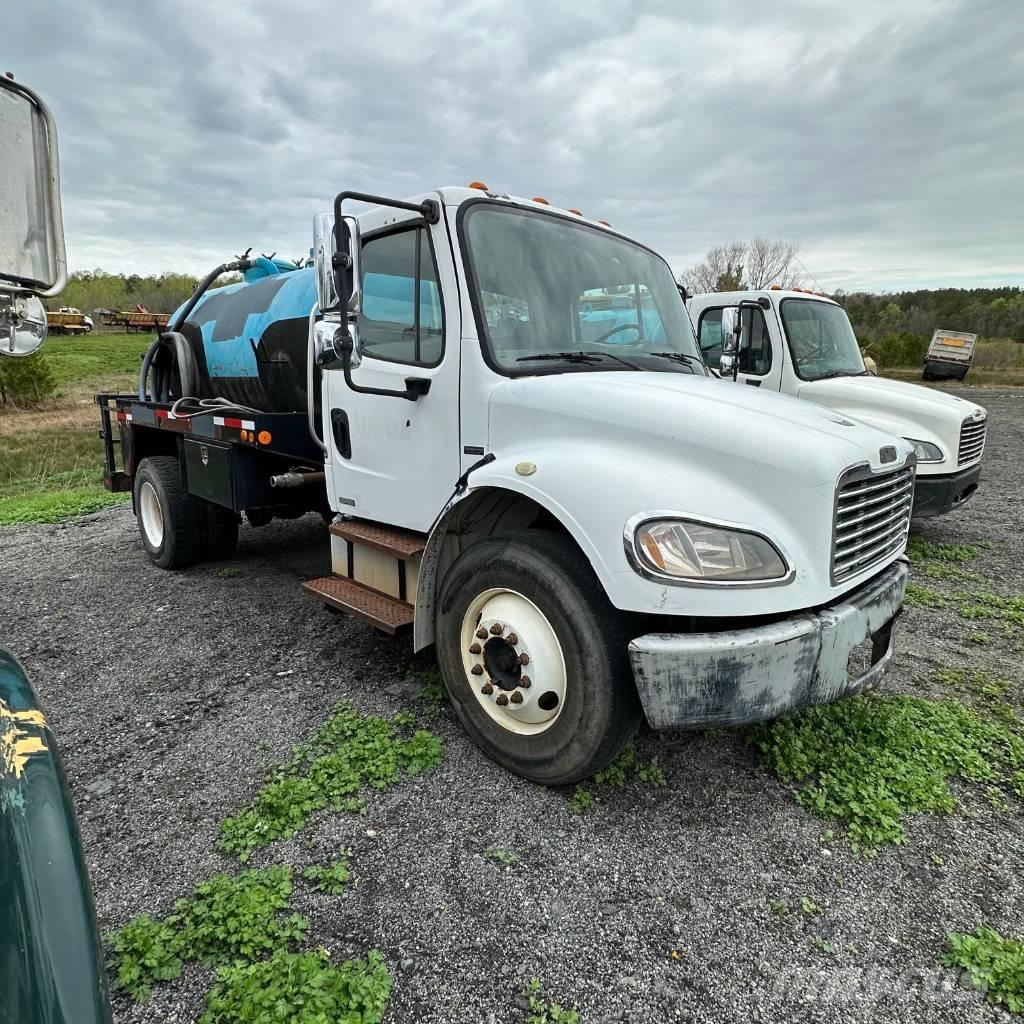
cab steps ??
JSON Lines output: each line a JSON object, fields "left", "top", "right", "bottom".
{"left": 302, "top": 575, "right": 413, "bottom": 634}
{"left": 303, "top": 519, "right": 428, "bottom": 634}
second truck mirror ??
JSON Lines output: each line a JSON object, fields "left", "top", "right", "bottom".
{"left": 0, "top": 75, "right": 67, "bottom": 300}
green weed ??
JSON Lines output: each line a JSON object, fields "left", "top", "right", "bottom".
{"left": 107, "top": 866, "right": 308, "bottom": 1002}
{"left": 484, "top": 846, "right": 520, "bottom": 866}
{"left": 217, "top": 566, "right": 242, "bottom": 578}
{"left": 303, "top": 857, "right": 352, "bottom": 895}
{"left": 801, "top": 897, "right": 821, "bottom": 916}
{"left": 106, "top": 913, "right": 183, "bottom": 1002}
{"left": 945, "top": 924, "right": 1024, "bottom": 1013}
{"left": 523, "top": 978, "right": 581, "bottom": 1024}
{"left": 959, "top": 593, "right": 1024, "bottom": 630}
{"left": 218, "top": 702, "right": 443, "bottom": 860}
{"left": 904, "top": 582, "right": 949, "bottom": 608}
{"left": 568, "top": 785, "right": 594, "bottom": 815}
{"left": 569, "top": 745, "right": 666, "bottom": 813}
{"left": 200, "top": 947, "right": 392, "bottom": 1024}
{"left": 752, "top": 693, "right": 1024, "bottom": 852}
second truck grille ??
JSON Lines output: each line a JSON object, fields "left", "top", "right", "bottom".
{"left": 958, "top": 416, "right": 987, "bottom": 466}
{"left": 832, "top": 464, "right": 915, "bottom": 584}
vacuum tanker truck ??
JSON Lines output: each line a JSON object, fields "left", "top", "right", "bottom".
{"left": 97, "top": 184, "right": 916, "bottom": 784}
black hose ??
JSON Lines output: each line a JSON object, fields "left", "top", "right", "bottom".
{"left": 138, "top": 255, "right": 252, "bottom": 401}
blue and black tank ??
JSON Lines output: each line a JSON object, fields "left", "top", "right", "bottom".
{"left": 172, "top": 256, "right": 317, "bottom": 413}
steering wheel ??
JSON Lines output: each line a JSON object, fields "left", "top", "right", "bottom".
{"left": 591, "top": 323, "right": 642, "bottom": 345}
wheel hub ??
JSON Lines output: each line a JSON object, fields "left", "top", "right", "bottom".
{"left": 460, "top": 589, "right": 567, "bottom": 736}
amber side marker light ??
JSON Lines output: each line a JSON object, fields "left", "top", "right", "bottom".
{"left": 258, "top": 430, "right": 272, "bottom": 445}
{"left": 467, "top": 181, "right": 489, "bottom": 190}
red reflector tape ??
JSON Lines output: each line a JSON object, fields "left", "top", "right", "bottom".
{"left": 213, "top": 416, "right": 256, "bottom": 430}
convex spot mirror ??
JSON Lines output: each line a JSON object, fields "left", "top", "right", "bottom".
{"left": 0, "top": 293, "right": 47, "bottom": 357}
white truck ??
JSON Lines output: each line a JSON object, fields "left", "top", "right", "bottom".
{"left": 87, "top": 188, "right": 919, "bottom": 784}
{"left": 688, "top": 289, "right": 986, "bottom": 518}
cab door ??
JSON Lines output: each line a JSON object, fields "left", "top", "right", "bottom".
{"left": 695, "top": 302, "right": 783, "bottom": 391}
{"left": 322, "top": 202, "right": 461, "bottom": 532}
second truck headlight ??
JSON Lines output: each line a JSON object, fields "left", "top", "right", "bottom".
{"left": 904, "top": 438, "right": 944, "bottom": 463}
{"left": 633, "top": 518, "right": 789, "bottom": 583}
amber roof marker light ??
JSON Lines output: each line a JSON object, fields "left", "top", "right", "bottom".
{"left": 467, "top": 181, "right": 489, "bottom": 190}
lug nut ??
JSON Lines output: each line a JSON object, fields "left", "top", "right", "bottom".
{"left": 518, "top": 652, "right": 530, "bottom": 666}
{"left": 510, "top": 690, "right": 523, "bottom": 704}
{"left": 481, "top": 683, "right": 494, "bottom": 695}
{"left": 490, "top": 623, "right": 504, "bottom": 635}
{"left": 520, "top": 675, "right": 531, "bottom": 689}
{"left": 471, "top": 664, "right": 484, "bottom": 676}
{"left": 476, "top": 628, "right": 488, "bottom": 640}
{"left": 469, "top": 643, "right": 482, "bottom": 655}
{"left": 507, "top": 632, "right": 519, "bottom": 646}
{"left": 496, "top": 693, "right": 509, "bottom": 706}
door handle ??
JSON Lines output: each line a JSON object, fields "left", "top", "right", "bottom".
{"left": 330, "top": 408, "right": 352, "bottom": 459}
{"left": 745, "top": 379, "right": 761, "bottom": 387}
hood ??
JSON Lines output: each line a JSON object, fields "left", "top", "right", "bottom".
{"left": 489, "top": 371, "right": 914, "bottom": 481}
{"left": 796, "top": 375, "right": 985, "bottom": 468}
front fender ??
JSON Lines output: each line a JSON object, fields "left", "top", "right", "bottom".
{"left": 0, "top": 649, "right": 112, "bottom": 1024}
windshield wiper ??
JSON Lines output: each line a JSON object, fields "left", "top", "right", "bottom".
{"left": 516, "top": 351, "right": 605, "bottom": 365}
{"left": 648, "top": 351, "right": 701, "bottom": 371}
{"left": 812, "top": 369, "right": 869, "bottom": 380}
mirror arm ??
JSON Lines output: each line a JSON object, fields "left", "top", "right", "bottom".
{"left": 335, "top": 329, "right": 430, "bottom": 402}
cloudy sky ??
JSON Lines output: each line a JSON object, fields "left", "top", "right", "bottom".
{"left": 10, "top": 0, "right": 1022, "bottom": 291}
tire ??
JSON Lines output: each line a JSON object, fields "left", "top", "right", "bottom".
{"left": 133, "top": 456, "right": 206, "bottom": 569}
{"left": 436, "top": 530, "right": 642, "bottom": 786}
{"left": 204, "top": 503, "right": 239, "bottom": 560}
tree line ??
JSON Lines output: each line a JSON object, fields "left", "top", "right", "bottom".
{"left": 45, "top": 270, "right": 242, "bottom": 316}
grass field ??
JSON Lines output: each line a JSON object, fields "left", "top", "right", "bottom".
{"left": 0, "top": 332, "right": 145, "bottom": 525}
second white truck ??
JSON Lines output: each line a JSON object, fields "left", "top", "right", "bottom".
{"left": 688, "top": 289, "right": 987, "bottom": 518}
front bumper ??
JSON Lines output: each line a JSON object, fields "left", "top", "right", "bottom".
{"left": 912, "top": 463, "right": 982, "bottom": 518}
{"left": 628, "top": 559, "right": 909, "bottom": 729}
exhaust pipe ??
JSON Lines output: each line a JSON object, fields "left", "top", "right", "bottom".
{"left": 269, "top": 471, "right": 326, "bottom": 489}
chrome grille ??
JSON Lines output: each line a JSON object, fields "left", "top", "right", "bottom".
{"left": 958, "top": 416, "right": 986, "bottom": 465}
{"left": 832, "top": 464, "right": 915, "bottom": 584}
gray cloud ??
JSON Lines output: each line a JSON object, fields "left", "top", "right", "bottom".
{"left": 9, "top": 0, "right": 1022, "bottom": 290}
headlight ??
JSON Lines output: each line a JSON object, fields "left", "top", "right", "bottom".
{"left": 632, "top": 518, "right": 789, "bottom": 583}
{"left": 904, "top": 438, "right": 944, "bottom": 463}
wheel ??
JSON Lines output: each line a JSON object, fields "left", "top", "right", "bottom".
{"left": 204, "top": 503, "right": 239, "bottom": 560}
{"left": 133, "top": 456, "right": 206, "bottom": 569}
{"left": 436, "top": 531, "right": 642, "bottom": 785}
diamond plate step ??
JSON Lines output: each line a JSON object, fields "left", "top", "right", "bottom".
{"left": 302, "top": 575, "right": 413, "bottom": 634}
{"left": 329, "top": 519, "right": 427, "bottom": 559}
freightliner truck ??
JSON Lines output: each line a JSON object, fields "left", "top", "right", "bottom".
{"left": 688, "top": 289, "right": 986, "bottom": 518}
{"left": 92, "top": 185, "right": 917, "bottom": 784}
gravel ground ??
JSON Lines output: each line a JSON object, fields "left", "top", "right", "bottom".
{"left": 2, "top": 385, "right": 1022, "bottom": 1023}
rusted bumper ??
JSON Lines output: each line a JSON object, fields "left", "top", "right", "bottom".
{"left": 628, "top": 559, "right": 909, "bottom": 729}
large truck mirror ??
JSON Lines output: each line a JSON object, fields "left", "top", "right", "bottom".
{"left": 0, "top": 74, "right": 67, "bottom": 357}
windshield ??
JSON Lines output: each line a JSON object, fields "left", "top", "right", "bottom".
{"left": 780, "top": 298, "right": 866, "bottom": 381}
{"left": 462, "top": 203, "right": 704, "bottom": 375}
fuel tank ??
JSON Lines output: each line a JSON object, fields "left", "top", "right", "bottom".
{"left": 174, "top": 257, "right": 317, "bottom": 412}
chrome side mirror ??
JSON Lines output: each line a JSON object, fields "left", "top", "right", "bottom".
{"left": 312, "top": 318, "right": 361, "bottom": 369}
{"left": 0, "top": 75, "right": 68, "bottom": 357}
{"left": 719, "top": 353, "right": 735, "bottom": 376}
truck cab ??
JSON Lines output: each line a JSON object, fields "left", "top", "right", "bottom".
{"left": 100, "top": 187, "right": 918, "bottom": 785}
{"left": 688, "top": 288, "right": 986, "bottom": 518}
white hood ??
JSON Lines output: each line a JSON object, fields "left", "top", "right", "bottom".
{"left": 482, "top": 372, "right": 915, "bottom": 618}
{"left": 796, "top": 375, "right": 985, "bottom": 474}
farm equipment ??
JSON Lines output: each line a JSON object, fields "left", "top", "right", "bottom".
{"left": 97, "top": 306, "right": 170, "bottom": 332}
{"left": 97, "top": 186, "right": 916, "bottom": 784}
{"left": 923, "top": 329, "right": 977, "bottom": 381}
{"left": 46, "top": 305, "right": 92, "bottom": 334}
{"left": 688, "top": 289, "right": 987, "bottom": 518}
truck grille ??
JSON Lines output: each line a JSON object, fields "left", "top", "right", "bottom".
{"left": 958, "top": 416, "right": 986, "bottom": 466}
{"left": 832, "top": 464, "right": 915, "bottom": 584}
